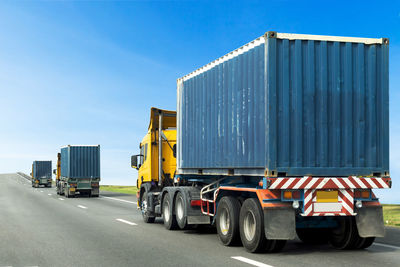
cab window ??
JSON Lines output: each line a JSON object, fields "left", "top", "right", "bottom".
{"left": 139, "top": 145, "right": 144, "bottom": 166}
{"left": 144, "top": 143, "right": 148, "bottom": 161}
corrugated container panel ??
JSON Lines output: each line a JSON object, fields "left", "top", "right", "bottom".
{"left": 60, "top": 145, "right": 100, "bottom": 179}
{"left": 177, "top": 32, "right": 389, "bottom": 177}
{"left": 33, "top": 161, "right": 52, "bottom": 178}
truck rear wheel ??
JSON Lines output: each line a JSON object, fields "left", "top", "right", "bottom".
{"left": 162, "top": 193, "right": 177, "bottom": 230}
{"left": 356, "top": 237, "right": 375, "bottom": 249}
{"left": 175, "top": 192, "right": 188, "bottom": 229}
{"left": 329, "top": 216, "right": 374, "bottom": 249}
{"left": 141, "top": 191, "right": 155, "bottom": 223}
{"left": 216, "top": 196, "right": 241, "bottom": 246}
{"left": 239, "top": 198, "right": 286, "bottom": 253}
{"left": 296, "top": 228, "right": 329, "bottom": 244}
{"left": 59, "top": 184, "right": 64, "bottom": 195}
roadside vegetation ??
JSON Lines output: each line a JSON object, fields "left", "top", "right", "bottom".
{"left": 383, "top": 204, "right": 400, "bottom": 227}
{"left": 100, "top": 185, "right": 138, "bottom": 195}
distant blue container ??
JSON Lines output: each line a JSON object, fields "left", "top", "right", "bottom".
{"left": 177, "top": 32, "right": 389, "bottom": 177}
{"left": 60, "top": 145, "right": 100, "bottom": 179}
{"left": 32, "top": 161, "right": 52, "bottom": 178}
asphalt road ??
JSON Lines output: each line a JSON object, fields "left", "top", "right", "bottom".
{"left": 1, "top": 173, "right": 400, "bottom": 267}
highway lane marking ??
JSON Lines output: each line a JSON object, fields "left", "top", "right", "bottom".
{"left": 58, "top": 198, "right": 64, "bottom": 201}
{"left": 101, "top": 196, "right": 136, "bottom": 204}
{"left": 77, "top": 205, "right": 88, "bottom": 209}
{"left": 48, "top": 194, "right": 52, "bottom": 196}
{"left": 40, "top": 191, "right": 43, "bottom": 193}
{"left": 116, "top": 218, "right": 137, "bottom": 226}
{"left": 374, "top": 242, "right": 400, "bottom": 250}
{"left": 231, "top": 256, "right": 274, "bottom": 267}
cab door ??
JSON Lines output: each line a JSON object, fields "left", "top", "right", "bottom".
{"left": 138, "top": 137, "right": 151, "bottom": 185}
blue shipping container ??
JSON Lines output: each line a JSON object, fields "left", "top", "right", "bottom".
{"left": 32, "top": 161, "right": 52, "bottom": 178}
{"left": 60, "top": 145, "right": 100, "bottom": 179}
{"left": 177, "top": 32, "right": 389, "bottom": 177}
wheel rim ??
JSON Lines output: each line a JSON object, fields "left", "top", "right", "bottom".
{"left": 219, "top": 207, "right": 230, "bottom": 235}
{"left": 141, "top": 198, "right": 148, "bottom": 216}
{"left": 176, "top": 197, "right": 184, "bottom": 220}
{"left": 243, "top": 210, "right": 256, "bottom": 241}
{"left": 163, "top": 199, "right": 170, "bottom": 222}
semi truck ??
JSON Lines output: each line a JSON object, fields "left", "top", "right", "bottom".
{"left": 56, "top": 145, "right": 101, "bottom": 198}
{"left": 31, "top": 161, "right": 52, "bottom": 188}
{"left": 131, "top": 32, "right": 391, "bottom": 253}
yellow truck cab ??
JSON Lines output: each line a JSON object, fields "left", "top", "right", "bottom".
{"left": 131, "top": 108, "right": 177, "bottom": 222}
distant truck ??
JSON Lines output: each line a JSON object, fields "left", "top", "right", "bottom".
{"left": 131, "top": 32, "right": 391, "bottom": 253}
{"left": 31, "top": 161, "right": 52, "bottom": 188}
{"left": 55, "top": 145, "right": 100, "bottom": 198}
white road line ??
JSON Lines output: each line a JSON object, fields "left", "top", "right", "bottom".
{"left": 77, "top": 205, "right": 88, "bottom": 209}
{"left": 374, "top": 242, "right": 400, "bottom": 250}
{"left": 231, "top": 256, "right": 274, "bottom": 267}
{"left": 101, "top": 196, "right": 136, "bottom": 204}
{"left": 116, "top": 218, "right": 137, "bottom": 226}
{"left": 58, "top": 198, "right": 64, "bottom": 201}
{"left": 40, "top": 191, "right": 43, "bottom": 193}
{"left": 48, "top": 194, "right": 52, "bottom": 196}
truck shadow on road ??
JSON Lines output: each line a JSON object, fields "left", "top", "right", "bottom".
{"left": 279, "top": 241, "right": 397, "bottom": 255}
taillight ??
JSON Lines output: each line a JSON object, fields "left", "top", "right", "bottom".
{"left": 283, "top": 191, "right": 292, "bottom": 199}
{"left": 292, "top": 190, "right": 301, "bottom": 199}
{"left": 282, "top": 190, "right": 302, "bottom": 200}
{"left": 355, "top": 189, "right": 371, "bottom": 199}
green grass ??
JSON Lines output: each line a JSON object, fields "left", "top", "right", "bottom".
{"left": 383, "top": 204, "right": 400, "bottom": 227}
{"left": 100, "top": 185, "right": 138, "bottom": 195}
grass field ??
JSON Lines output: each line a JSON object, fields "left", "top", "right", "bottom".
{"left": 100, "top": 185, "right": 138, "bottom": 195}
{"left": 383, "top": 204, "right": 400, "bottom": 227}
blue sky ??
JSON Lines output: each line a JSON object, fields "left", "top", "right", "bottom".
{"left": 0, "top": 0, "right": 399, "bottom": 203}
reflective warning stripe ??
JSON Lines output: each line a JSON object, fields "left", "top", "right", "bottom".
{"left": 268, "top": 176, "right": 391, "bottom": 190}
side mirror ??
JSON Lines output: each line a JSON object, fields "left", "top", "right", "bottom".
{"left": 53, "top": 169, "right": 56, "bottom": 175}
{"left": 173, "top": 144, "right": 177, "bottom": 158}
{"left": 131, "top": 155, "right": 138, "bottom": 169}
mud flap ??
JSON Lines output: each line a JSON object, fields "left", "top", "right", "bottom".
{"left": 91, "top": 187, "right": 99, "bottom": 196}
{"left": 355, "top": 206, "right": 385, "bottom": 238}
{"left": 263, "top": 207, "right": 296, "bottom": 240}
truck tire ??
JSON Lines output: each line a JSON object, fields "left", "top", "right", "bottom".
{"left": 59, "top": 185, "right": 64, "bottom": 195}
{"left": 356, "top": 237, "right": 375, "bottom": 249}
{"left": 162, "top": 193, "right": 177, "bottom": 230}
{"left": 239, "top": 198, "right": 286, "bottom": 253}
{"left": 65, "top": 187, "right": 70, "bottom": 198}
{"left": 141, "top": 191, "right": 155, "bottom": 223}
{"left": 296, "top": 228, "right": 329, "bottom": 244}
{"left": 216, "top": 196, "right": 241, "bottom": 246}
{"left": 175, "top": 192, "right": 188, "bottom": 229}
{"left": 329, "top": 217, "right": 365, "bottom": 250}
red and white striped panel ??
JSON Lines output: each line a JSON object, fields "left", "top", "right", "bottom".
{"left": 268, "top": 176, "right": 391, "bottom": 190}
{"left": 302, "top": 189, "right": 355, "bottom": 217}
